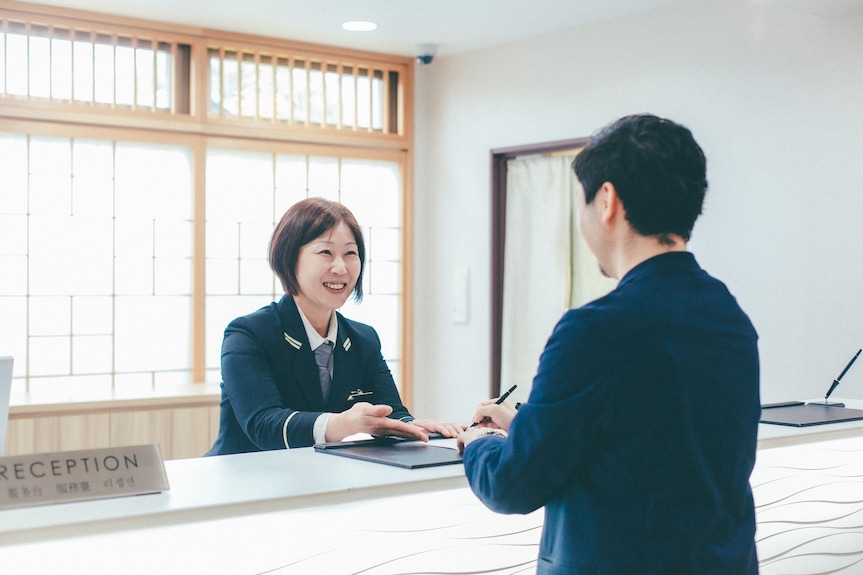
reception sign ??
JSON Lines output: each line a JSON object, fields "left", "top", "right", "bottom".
{"left": 0, "top": 444, "right": 169, "bottom": 509}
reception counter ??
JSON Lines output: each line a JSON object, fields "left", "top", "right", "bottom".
{"left": 0, "top": 439, "right": 543, "bottom": 574}
{"left": 2, "top": 402, "right": 863, "bottom": 574}
{"left": 756, "top": 400, "right": 863, "bottom": 449}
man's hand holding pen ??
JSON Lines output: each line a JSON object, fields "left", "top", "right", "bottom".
{"left": 457, "top": 386, "right": 519, "bottom": 453}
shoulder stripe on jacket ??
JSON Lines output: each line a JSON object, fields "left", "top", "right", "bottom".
{"left": 284, "top": 332, "right": 302, "bottom": 350}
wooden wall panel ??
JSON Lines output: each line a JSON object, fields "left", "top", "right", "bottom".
{"left": 6, "top": 413, "right": 111, "bottom": 455}
{"left": 110, "top": 407, "right": 213, "bottom": 460}
{"left": 209, "top": 405, "right": 221, "bottom": 452}
{"left": 167, "top": 407, "right": 214, "bottom": 459}
{"left": 5, "top": 397, "right": 220, "bottom": 460}
{"left": 110, "top": 409, "right": 170, "bottom": 455}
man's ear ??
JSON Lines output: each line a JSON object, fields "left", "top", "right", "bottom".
{"left": 597, "top": 182, "right": 622, "bottom": 224}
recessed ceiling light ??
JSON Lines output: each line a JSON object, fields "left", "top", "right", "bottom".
{"left": 342, "top": 21, "right": 377, "bottom": 32}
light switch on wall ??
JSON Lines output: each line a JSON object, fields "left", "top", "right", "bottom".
{"left": 452, "top": 265, "right": 469, "bottom": 323}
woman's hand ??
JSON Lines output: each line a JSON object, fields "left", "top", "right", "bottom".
{"left": 326, "top": 402, "right": 428, "bottom": 442}
{"left": 410, "top": 419, "right": 467, "bottom": 438}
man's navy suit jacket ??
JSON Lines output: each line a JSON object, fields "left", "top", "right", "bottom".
{"left": 463, "top": 252, "right": 760, "bottom": 574}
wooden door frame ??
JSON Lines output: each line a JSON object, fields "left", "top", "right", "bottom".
{"left": 489, "top": 137, "right": 588, "bottom": 396}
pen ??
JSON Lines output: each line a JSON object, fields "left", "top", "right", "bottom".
{"left": 824, "top": 348, "right": 862, "bottom": 401}
{"left": 469, "top": 384, "right": 517, "bottom": 429}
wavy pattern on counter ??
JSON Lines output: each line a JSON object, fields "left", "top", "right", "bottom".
{"left": 754, "top": 437, "right": 863, "bottom": 574}
{"left": 256, "top": 488, "right": 542, "bottom": 575}
{"left": 248, "top": 437, "right": 863, "bottom": 574}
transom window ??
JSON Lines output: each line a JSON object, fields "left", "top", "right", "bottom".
{"left": 0, "top": 20, "right": 190, "bottom": 112}
{"left": 0, "top": 11, "right": 407, "bottom": 136}
{"left": 208, "top": 47, "right": 396, "bottom": 133}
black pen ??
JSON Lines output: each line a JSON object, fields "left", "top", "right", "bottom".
{"left": 469, "top": 384, "right": 517, "bottom": 429}
{"left": 824, "top": 348, "right": 862, "bottom": 401}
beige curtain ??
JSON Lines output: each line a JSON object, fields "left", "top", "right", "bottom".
{"left": 500, "top": 155, "right": 616, "bottom": 403}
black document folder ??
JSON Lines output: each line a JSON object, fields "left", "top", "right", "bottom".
{"left": 314, "top": 439, "right": 463, "bottom": 469}
{"left": 760, "top": 403, "right": 863, "bottom": 427}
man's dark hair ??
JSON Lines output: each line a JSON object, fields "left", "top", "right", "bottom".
{"left": 573, "top": 114, "right": 708, "bottom": 242}
{"left": 269, "top": 197, "right": 365, "bottom": 301}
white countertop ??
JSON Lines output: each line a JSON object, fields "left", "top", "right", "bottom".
{"left": 4, "top": 407, "right": 863, "bottom": 574}
{"left": 756, "top": 397, "right": 863, "bottom": 449}
{"left": 0, "top": 439, "right": 468, "bottom": 545}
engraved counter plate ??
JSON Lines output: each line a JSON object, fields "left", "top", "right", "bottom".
{"left": 0, "top": 444, "right": 169, "bottom": 509}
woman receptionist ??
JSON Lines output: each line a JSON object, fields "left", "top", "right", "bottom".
{"left": 207, "top": 198, "right": 463, "bottom": 455}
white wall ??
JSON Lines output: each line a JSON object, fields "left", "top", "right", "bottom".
{"left": 413, "top": 0, "right": 863, "bottom": 422}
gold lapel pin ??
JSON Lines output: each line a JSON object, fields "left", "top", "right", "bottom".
{"left": 347, "top": 389, "right": 373, "bottom": 401}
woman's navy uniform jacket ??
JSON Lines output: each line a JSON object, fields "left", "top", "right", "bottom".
{"left": 207, "top": 294, "right": 411, "bottom": 455}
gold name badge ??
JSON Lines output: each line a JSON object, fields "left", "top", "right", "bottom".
{"left": 0, "top": 444, "right": 169, "bottom": 510}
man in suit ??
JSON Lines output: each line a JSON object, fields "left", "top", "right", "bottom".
{"left": 208, "top": 198, "right": 462, "bottom": 455}
{"left": 457, "top": 114, "right": 760, "bottom": 574}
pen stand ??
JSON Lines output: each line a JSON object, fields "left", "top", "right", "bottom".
{"left": 806, "top": 401, "right": 846, "bottom": 408}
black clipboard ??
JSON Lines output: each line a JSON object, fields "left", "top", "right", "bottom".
{"left": 314, "top": 438, "right": 463, "bottom": 469}
{"left": 760, "top": 403, "right": 863, "bottom": 427}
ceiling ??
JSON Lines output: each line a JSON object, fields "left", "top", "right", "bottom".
{"left": 26, "top": 0, "right": 863, "bottom": 59}
{"left": 23, "top": 0, "right": 688, "bottom": 58}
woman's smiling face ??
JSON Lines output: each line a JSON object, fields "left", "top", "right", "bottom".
{"left": 293, "top": 221, "right": 361, "bottom": 325}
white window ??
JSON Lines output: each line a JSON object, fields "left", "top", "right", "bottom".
{"left": 0, "top": 133, "right": 193, "bottom": 395}
{"left": 204, "top": 149, "right": 404, "bottom": 390}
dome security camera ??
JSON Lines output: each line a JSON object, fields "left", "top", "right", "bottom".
{"left": 415, "top": 43, "right": 437, "bottom": 65}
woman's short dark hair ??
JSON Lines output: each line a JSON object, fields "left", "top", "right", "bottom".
{"left": 269, "top": 197, "right": 365, "bottom": 301}
{"left": 573, "top": 114, "right": 708, "bottom": 242}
